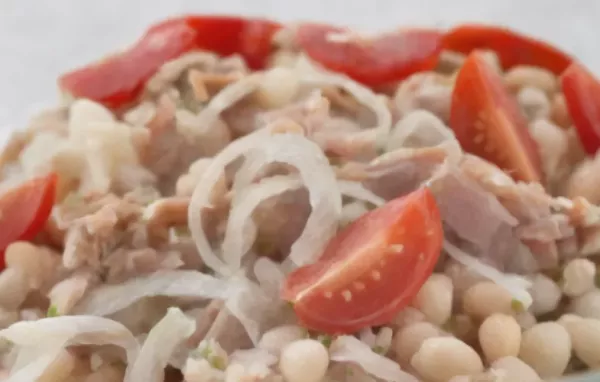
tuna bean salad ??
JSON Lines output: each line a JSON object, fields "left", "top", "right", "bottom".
{"left": 1, "top": 15, "right": 600, "bottom": 382}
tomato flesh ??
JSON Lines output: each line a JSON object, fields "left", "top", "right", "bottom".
{"left": 450, "top": 52, "right": 543, "bottom": 183}
{"left": 296, "top": 23, "right": 443, "bottom": 87}
{"left": 59, "top": 16, "right": 281, "bottom": 109}
{"left": 0, "top": 173, "right": 58, "bottom": 268}
{"left": 560, "top": 62, "right": 600, "bottom": 155}
{"left": 443, "top": 24, "right": 572, "bottom": 75}
{"left": 282, "top": 187, "right": 443, "bottom": 334}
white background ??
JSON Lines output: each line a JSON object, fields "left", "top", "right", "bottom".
{"left": 1, "top": 0, "right": 599, "bottom": 140}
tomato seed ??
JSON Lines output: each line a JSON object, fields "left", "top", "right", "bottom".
{"left": 354, "top": 281, "right": 366, "bottom": 291}
{"left": 371, "top": 270, "right": 382, "bottom": 281}
{"left": 389, "top": 244, "right": 405, "bottom": 254}
{"left": 342, "top": 290, "right": 353, "bottom": 302}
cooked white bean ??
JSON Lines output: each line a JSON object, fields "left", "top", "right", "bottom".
{"left": 258, "top": 325, "right": 306, "bottom": 354}
{"left": 569, "top": 289, "right": 600, "bottom": 319}
{"left": 518, "top": 322, "right": 571, "bottom": 378}
{"left": 255, "top": 68, "right": 301, "bottom": 109}
{"left": 562, "top": 258, "right": 596, "bottom": 297}
{"left": 392, "top": 307, "right": 426, "bottom": 328}
{"left": 562, "top": 317, "right": 600, "bottom": 368}
{"left": 393, "top": 322, "right": 442, "bottom": 365}
{"left": 375, "top": 326, "right": 394, "bottom": 354}
{"left": 550, "top": 93, "right": 571, "bottom": 129}
{"left": 462, "top": 281, "right": 513, "bottom": 320}
{"left": 491, "top": 356, "right": 541, "bottom": 382}
{"left": 279, "top": 339, "right": 329, "bottom": 382}
{"left": 411, "top": 337, "right": 483, "bottom": 382}
{"left": 478, "top": 50, "right": 502, "bottom": 74}
{"left": 518, "top": 86, "right": 550, "bottom": 121}
{"left": 412, "top": 273, "right": 453, "bottom": 325}
{"left": 528, "top": 119, "right": 570, "bottom": 183}
{"left": 504, "top": 65, "right": 557, "bottom": 95}
{"left": 529, "top": 273, "right": 562, "bottom": 316}
{"left": 479, "top": 314, "right": 521, "bottom": 363}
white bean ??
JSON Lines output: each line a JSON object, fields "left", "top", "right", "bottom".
{"left": 569, "top": 289, "right": 600, "bottom": 319}
{"left": 518, "top": 87, "right": 550, "bottom": 121}
{"left": 412, "top": 273, "right": 453, "bottom": 325}
{"left": 411, "top": 337, "right": 483, "bottom": 382}
{"left": 518, "top": 322, "right": 571, "bottom": 378}
{"left": 479, "top": 314, "right": 521, "bottom": 363}
{"left": 392, "top": 307, "right": 426, "bottom": 328}
{"left": 462, "top": 282, "right": 513, "bottom": 320}
{"left": 562, "top": 258, "right": 596, "bottom": 297}
{"left": 504, "top": 65, "right": 557, "bottom": 95}
{"left": 393, "top": 322, "right": 442, "bottom": 365}
{"left": 491, "top": 356, "right": 541, "bottom": 382}
{"left": 562, "top": 317, "right": 600, "bottom": 368}
{"left": 279, "top": 339, "right": 329, "bottom": 382}
{"left": 529, "top": 273, "right": 562, "bottom": 316}
{"left": 255, "top": 68, "right": 301, "bottom": 109}
{"left": 258, "top": 325, "right": 306, "bottom": 354}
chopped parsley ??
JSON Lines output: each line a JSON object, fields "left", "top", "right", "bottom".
{"left": 372, "top": 345, "right": 385, "bottom": 354}
{"left": 511, "top": 298, "right": 525, "bottom": 313}
{"left": 317, "top": 334, "right": 333, "bottom": 348}
{"left": 46, "top": 305, "right": 59, "bottom": 318}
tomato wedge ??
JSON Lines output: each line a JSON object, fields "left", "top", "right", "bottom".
{"left": 282, "top": 187, "right": 443, "bottom": 334}
{"left": 443, "top": 24, "right": 572, "bottom": 75}
{"left": 0, "top": 173, "right": 58, "bottom": 268}
{"left": 450, "top": 52, "right": 543, "bottom": 183}
{"left": 560, "top": 62, "right": 600, "bottom": 155}
{"left": 59, "top": 16, "right": 281, "bottom": 109}
{"left": 296, "top": 23, "right": 443, "bottom": 87}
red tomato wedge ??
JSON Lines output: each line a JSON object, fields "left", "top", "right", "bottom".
{"left": 443, "top": 24, "right": 572, "bottom": 75}
{"left": 450, "top": 52, "right": 543, "bottom": 183}
{"left": 296, "top": 23, "right": 444, "bottom": 87}
{"left": 59, "top": 16, "right": 281, "bottom": 109}
{"left": 282, "top": 187, "right": 443, "bottom": 334}
{"left": 0, "top": 173, "right": 58, "bottom": 268}
{"left": 560, "top": 62, "right": 600, "bottom": 155}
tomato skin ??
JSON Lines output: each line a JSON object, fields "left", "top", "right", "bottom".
{"left": 296, "top": 23, "right": 444, "bottom": 87}
{"left": 443, "top": 24, "right": 572, "bottom": 75}
{"left": 450, "top": 52, "right": 543, "bottom": 183}
{"left": 0, "top": 173, "right": 58, "bottom": 268}
{"left": 59, "top": 16, "right": 281, "bottom": 109}
{"left": 282, "top": 187, "right": 443, "bottom": 334}
{"left": 560, "top": 62, "right": 600, "bottom": 155}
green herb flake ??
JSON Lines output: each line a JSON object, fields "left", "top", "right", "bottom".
{"left": 346, "top": 367, "right": 355, "bottom": 377}
{"left": 46, "top": 305, "right": 59, "bottom": 318}
{"left": 317, "top": 334, "right": 333, "bottom": 348}
{"left": 210, "top": 356, "right": 226, "bottom": 371}
{"left": 372, "top": 345, "right": 385, "bottom": 355}
{"left": 198, "top": 345, "right": 213, "bottom": 359}
{"left": 511, "top": 298, "right": 525, "bottom": 313}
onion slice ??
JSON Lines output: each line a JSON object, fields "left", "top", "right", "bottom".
{"left": 1, "top": 315, "right": 138, "bottom": 380}
{"left": 74, "top": 271, "right": 242, "bottom": 316}
{"left": 125, "top": 308, "right": 196, "bottom": 382}
{"left": 337, "top": 179, "right": 385, "bottom": 207}
{"left": 329, "top": 336, "right": 418, "bottom": 382}
{"left": 443, "top": 240, "right": 533, "bottom": 308}
{"left": 222, "top": 175, "right": 303, "bottom": 269}
{"left": 189, "top": 132, "right": 341, "bottom": 275}
{"left": 297, "top": 58, "right": 393, "bottom": 148}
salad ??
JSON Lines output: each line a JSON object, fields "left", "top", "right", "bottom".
{"left": 0, "top": 14, "right": 599, "bottom": 382}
